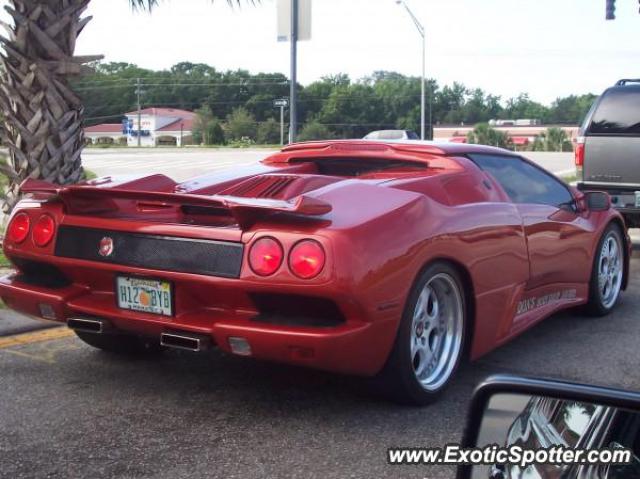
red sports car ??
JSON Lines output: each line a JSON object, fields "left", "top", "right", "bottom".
{"left": 0, "top": 141, "right": 631, "bottom": 405}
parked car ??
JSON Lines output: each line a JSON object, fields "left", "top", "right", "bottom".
{"left": 0, "top": 141, "right": 631, "bottom": 405}
{"left": 576, "top": 79, "right": 640, "bottom": 228}
{"left": 363, "top": 129, "right": 419, "bottom": 140}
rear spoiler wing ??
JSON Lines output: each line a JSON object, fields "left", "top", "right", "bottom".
{"left": 19, "top": 178, "right": 332, "bottom": 229}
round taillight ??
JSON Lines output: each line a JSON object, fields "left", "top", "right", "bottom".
{"left": 33, "top": 214, "right": 56, "bottom": 247}
{"left": 249, "top": 237, "right": 284, "bottom": 276}
{"left": 289, "top": 240, "right": 325, "bottom": 279}
{"left": 7, "top": 212, "right": 30, "bottom": 243}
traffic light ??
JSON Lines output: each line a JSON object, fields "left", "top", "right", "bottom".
{"left": 606, "top": 0, "right": 616, "bottom": 20}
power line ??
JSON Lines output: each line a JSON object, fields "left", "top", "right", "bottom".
{"left": 73, "top": 81, "right": 290, "bottom": 92}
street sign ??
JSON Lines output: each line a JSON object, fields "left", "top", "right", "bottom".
{"left": 273, "top": 98, "right": 289, "bottom": 108}
{"left": 273, "top": 99, "right": 289, "bottom": 146}
{"left": 277, "top": 0, "right": 312, "bottom": 42}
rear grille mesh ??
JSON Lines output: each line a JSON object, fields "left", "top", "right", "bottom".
{"left": 54, "top": 226, "right": 243, "bottom": 278}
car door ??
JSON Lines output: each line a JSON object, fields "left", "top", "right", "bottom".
{"left": 468, "top": 153, "right": 594, "bottom": 291}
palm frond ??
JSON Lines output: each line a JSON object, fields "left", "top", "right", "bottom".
{"left": 129, "top": 0, "right": 257, "bottom": 11}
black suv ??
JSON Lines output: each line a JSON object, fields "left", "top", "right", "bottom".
{"left": 577, "top": 79, "right": 640, "bottom": 228}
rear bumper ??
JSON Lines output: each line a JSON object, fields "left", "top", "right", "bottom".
{"left": 0, "top": 272, "right": 396, "bottom": 376}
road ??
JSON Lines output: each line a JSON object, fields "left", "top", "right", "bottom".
{"left": 0, "top": 251, "right": 638, "bottom": 479}
{"left": 82, "top": 148, "right": 276, "bottom": 182}
{"left": 81, "top": 148, "right": 575, "bottom": 181}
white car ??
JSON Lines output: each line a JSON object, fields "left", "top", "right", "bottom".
{"left": 363, "top": 130, "right": 420, "bottom": 140}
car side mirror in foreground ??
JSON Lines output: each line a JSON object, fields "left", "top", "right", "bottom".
{"left": 584, "top": 191, "right": 611, "bottom": 211}
{"left": 457, "top": 375, "right": 640, "bottom": 479}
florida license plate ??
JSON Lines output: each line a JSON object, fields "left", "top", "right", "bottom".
{"left": 116, "top": 276, "right": 173, "bottom": 317}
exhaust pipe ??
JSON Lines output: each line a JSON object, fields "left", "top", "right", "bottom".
{"left": 67, "top": 317, "right": 111, "bottom": 334}
{"left": 160, "top": 332, "right": 212, "bottom": 352}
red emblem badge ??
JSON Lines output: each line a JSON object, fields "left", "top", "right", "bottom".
{"left": 98, "top": 237, "right": 114, "bottom": 257}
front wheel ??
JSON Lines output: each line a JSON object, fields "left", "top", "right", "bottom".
{"left": 585, "top": 224, "right": 625, "bottom": 316}
{"left": 375, "top": 262, "right": 467, "bottom": 406}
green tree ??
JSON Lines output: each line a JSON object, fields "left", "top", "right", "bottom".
{"left": 467, "top": 123, "right": 512, "bottom": 149}
{"left": 192, "top": 106, "right": 225, "bottom": 145}
{"left": 503, "top": 93, "right": 549, "bottom": 122}
{"left": 298, "top": 121, "right": 333, "bottom": 142}
{"left": 73, "top": 64, "right": 599, "bottom": 148}
{"left": 548, "top": 94, "right": 598, "bottom": 124}
{"left": 226, "top": 107, "right": 257, "bottom": 141}
{"left": 0, "top": 0, "right": 250, "bottom": 212}
{"left": 535, "top": 127, "right": 572, "bottom": 152}
{"left": 257, "top": 118, "right": 281, "bottom": 145}
{"left": 316, "top": 83, "right": 385, "bottom": 138}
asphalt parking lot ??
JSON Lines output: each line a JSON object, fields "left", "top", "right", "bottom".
{"left": 0, "top": 248, "right": 638, "bottom": 479}
{"left": 79, "top": 148, "right": 575, "bottom": 182}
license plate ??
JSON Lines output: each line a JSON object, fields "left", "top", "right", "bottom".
{"left": 116, "top": 276, "right": 173, "bottom": 317}
{"left": 636, "top": 191, "right": 640, "bottom": 208}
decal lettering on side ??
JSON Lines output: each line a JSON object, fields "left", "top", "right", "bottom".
{"left": 516, "top": 289, "right": 577, "bottom": 316}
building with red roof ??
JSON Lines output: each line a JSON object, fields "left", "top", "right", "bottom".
{"left": 84, "top": 108, "right": 195, "bottom": 147}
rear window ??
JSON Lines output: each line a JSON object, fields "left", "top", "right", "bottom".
{"left": 588, "top": 88, "right": 640, "bottom": 136}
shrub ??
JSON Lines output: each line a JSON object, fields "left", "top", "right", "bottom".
{"left": 226, "top": 107, "right": 257, "bottom": 141}
{"left": 466, "top": 123, "right": 511, "bottom": 149}
{"left": 298, "top": 121, "right": 333, "bottom": 142}
{"left": 257, "top": 118, "right": 281, "bottom": 145}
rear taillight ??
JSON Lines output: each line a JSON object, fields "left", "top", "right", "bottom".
{"left": 32, "top": 214, "right": 56, "bottom": 247}
{"left": 249, "top": 237, "right": 284, "bottom": 276}
{"left": 7, "top": 212, "right": 30, "bottom": 243}
{"left": 575, "top": 137, "right": 585, "bottom": 168}
{"left": 289, "top": 240, "right": 325, "bottom": 279}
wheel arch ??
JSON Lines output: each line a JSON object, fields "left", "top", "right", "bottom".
{"left": 609, "top": 218, "right": 630, "bottom": 291}
{"left": 413, "top": 256, "right": 477, "bottom": 360}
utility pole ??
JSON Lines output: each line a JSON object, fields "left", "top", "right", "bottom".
{"left": 421, "top": 31, "right": 426, "bottom": 140}
{"left": 429, "top": 83, "right": 433, "bottom": 140}
{"left": 606, "top": 0, "right": 616, "bottom": 19}
{"left": 280, "top": 104, "right": 285, "bottom": 145}
{"left": 396, "top": 0, "right": 426, "bottom": 140}
{"left": 289, "top": 0, "right": 298, "bottom": 143}
{"left": 136, "top": 78, "right": 142, "bottom": 147}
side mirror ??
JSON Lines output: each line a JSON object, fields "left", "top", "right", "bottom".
{"left": 457, "top": 375, "right": 640, "bottom": 479}
{"left": 585, "top": 191, "right": 611, "bottom": 211}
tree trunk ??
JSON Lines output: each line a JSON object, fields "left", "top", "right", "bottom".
{"left": 0, "top": 0, "right": 102, "bottom": 213}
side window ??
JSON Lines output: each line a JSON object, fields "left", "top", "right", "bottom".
{"left": 469, "top": 154, "right": 573, "bottom": 207}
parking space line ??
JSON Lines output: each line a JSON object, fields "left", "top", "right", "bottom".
{"left": 0, "top": 327, "right": 74, "bottom": 349}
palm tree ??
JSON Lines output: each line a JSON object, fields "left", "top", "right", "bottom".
{"left": 0, "top": 0, "right": 249, "bottom": 213}
{"left": 466, "top": 122, "right": 512, "bottom": 149}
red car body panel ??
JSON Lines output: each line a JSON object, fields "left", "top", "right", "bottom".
{"left": 0, "top": 140, "right": 630, "bottom": 376}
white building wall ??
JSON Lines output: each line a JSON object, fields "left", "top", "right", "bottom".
{"left": 126, "top": 114, "right": 157, "bottom": 147}
{"left": 123, "top": 113, "right": 192, "bottom": 147}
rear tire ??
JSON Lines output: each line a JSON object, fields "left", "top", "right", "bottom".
{"left": 74, "top": 331, "right": 162, "bottom": 355}
{"left": 374, "top": 262, "right": 467, "bottom": 406}
{"left": 585, "top": 223, "right": 625, "bottom": 317}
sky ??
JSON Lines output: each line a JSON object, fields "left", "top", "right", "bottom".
{"left": 3, "top": 0, "right": 640, "bottom": 104}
